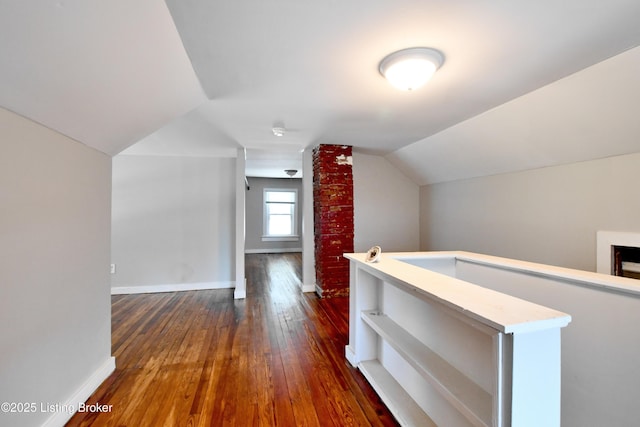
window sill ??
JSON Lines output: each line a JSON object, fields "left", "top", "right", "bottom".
{"left": 262, "top": 235, "right": 300, "bottom": 242}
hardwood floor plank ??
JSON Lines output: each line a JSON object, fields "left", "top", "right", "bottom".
{"left": 67, "top": 253, "right": 398, "bottom": 426}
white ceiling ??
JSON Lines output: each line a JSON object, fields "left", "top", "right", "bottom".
{"left": 0, "top": 0, "right": 205, "bottom": 155}
{"left": 2, "top": 1, "right": 640, "bottom": 182}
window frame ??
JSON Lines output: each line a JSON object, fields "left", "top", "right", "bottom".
{"left": 262, "top": 188, "right": 299, "bottom": 242}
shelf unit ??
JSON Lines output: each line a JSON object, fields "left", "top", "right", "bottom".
{"left": 359, "top": 360, "right": 437, "bottom": 427}
{"left": 361, "top": 310, "right": 493, "bottom": 427}
{"left": 344, "top": 252, "right": 571, "bottom": 427}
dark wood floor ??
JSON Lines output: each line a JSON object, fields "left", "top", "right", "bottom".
{"left": 67, "top": 253, "right": 398, "bottom": 426}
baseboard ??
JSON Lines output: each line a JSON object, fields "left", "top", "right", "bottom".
{"left": 244, "top": 248, "right": 303, "bottom": 254}
{"left": 234, "top": 278, "right": 247, "bottom": 300}
{"left": 42, "top": 356, "right": 116, "bottom": 427}
{"left": 111, "top": 281, "right": 235, "bottom": 295}
{"left": 345, "top": 345, "right": 357, "bottom": 367}
{"left": 301, "top": 282, "right": 316, "bottom": 293}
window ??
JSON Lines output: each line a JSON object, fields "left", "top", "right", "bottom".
{"left": 263, "top": 189, "right": 298, "bottom": 241}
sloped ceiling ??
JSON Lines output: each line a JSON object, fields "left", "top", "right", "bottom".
{"left": 0, "top": 0, "right": 206, "bottom": 155}
{"left": 388, "top": 46, "right": 640, "bottom": 184}
{"left": 2, "top": 1, "right": 640, "bottom": 182}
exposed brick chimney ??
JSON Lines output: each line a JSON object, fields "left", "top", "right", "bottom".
{"left": 312, "top": 144, "right": 354, "bottom": 298}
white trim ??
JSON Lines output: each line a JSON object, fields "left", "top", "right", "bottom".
{"left": 302, "top": 148, "right": 316, "bottom": 299}
{"left": 345, "top": 345, "right": 357, "bottom": 367}
{"left": 301, "top": 283, "right": 316, "bottom": 293}
{"left": 234, "top": 278, "right": 247, "bottom": 299}
{"left": 245, "top": 248, "right": 302, "bottom": 254}
{"left": 235, "top": 148, "right": 246, "bottom": 301}
{"left": 261, "top": 235, "right": 300, "bottom": 242}
{"left": 42, "top": 356, "right": 116, "bottom": 427}
{"left": 111, "top": 281, "right": 235, "bottom": 295}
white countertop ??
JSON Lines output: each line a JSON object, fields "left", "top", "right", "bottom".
{"left": 345, "top": 251, "right": 573, "bottom": 334}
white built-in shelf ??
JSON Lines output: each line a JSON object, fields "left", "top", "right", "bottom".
{"left": 361, "top": 310, "right": 492, "bottom": 427}
{"left": 359, "top": 360, "right": 437, "bottom": 427}
{"left": 347, "top": 252, "right": 571, "bottom": 426}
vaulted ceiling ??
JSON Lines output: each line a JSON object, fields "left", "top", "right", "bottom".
{"left": 2, "top": 1, "right": 640, "bottom": 183}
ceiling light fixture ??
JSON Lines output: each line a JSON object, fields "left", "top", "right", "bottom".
{"left": 379, "top": 47, "right": 444, "bottom": 91}
{"left": 272, "top": 127, "right": 285, "bottom": 137}
{"left": 284, "top": 169, "right": 298, "bottom": 177}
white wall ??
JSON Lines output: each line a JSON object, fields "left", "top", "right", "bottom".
{"left": 353, "top": 152, "right": 420, "bottom": 252}
{"left": 0, "top": 108, "right": 113, "bottom": 427}
{"left": 421, "top": 152, "right": 640, "bottom": 271}
{"left": 245, "top": 177, "right": 303, "bottom": 253}
{"left": 454, "top": 257, "right": 640, "bottom": 427}
{"left": 111, "top": 155, "right": 236, "bottom": 291}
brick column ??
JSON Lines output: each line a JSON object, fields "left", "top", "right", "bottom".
{"left": 313, "top": 144, "right": 354, "bottom": 298}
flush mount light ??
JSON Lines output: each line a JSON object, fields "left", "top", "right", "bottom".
{"left": 284, "top": 169, "right": 298, "bottom": 177}
{"left": 379, "top": 47, "right": 444, "bottom": 91}
{"left": 272, "top": 127, "right": 285, "bottom": 137}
